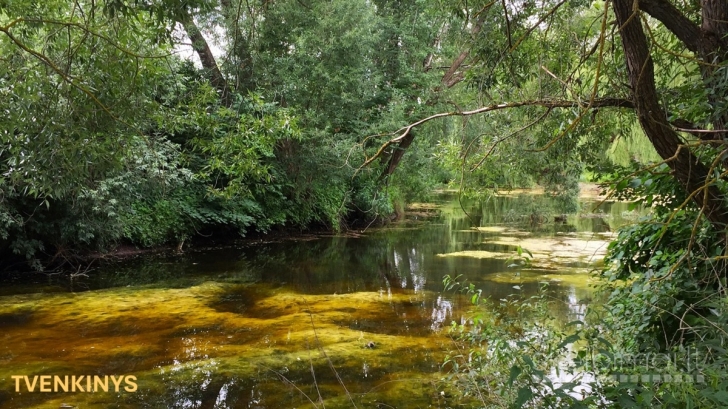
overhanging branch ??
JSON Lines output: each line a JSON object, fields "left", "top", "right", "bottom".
{"left": 359, "top": 97, "right": 635, "bottom": 174}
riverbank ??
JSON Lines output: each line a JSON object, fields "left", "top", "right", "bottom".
{"left": 1, "top": 183, "right": 615, "bottom": 275}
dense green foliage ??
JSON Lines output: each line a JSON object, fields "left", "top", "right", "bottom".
{"left": 0, "top": 0, "right": 652, "bottom": 268}
{"left": 0, "top": 0, "right": 459, "bottom": 268}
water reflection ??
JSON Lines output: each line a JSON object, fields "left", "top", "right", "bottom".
{"left": 430, "top": 296, "right": 453, "bottom": 331}
{"left": 0, "top": 192, "right": 637, "bottom": 408}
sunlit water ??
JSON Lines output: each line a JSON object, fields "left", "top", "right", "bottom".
{"left": 0, "top": 193, "right": 636, "bottom": 408}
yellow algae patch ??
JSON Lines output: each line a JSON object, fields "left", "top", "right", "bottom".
{"left": 487, "top": 270, "right": 598, "bottom": 287}
{"left": 0, "top": 283, "right": 460, "bottom": 408}
{"left": 246, "top": 289, "right": 425, "bottom": 314}
{"left": 0, "top": 283, "right": 237, "bottom": 376}
{"left": 490, "top": 235, "right": 610, "bottom": 263}
{"left": 436, "top": 250, "right": 512, "bottom": 259}
{"left": 210, "top": 288, "right": 447, "bottom": 341}
{"left": 436, "top": 233, "right": 609, "bottom": 267}
{"left": 489, "top": 183, "right": 607, "bottom": 199}
{"left": 504, "top": 230, "right": 533, "bottom": 237}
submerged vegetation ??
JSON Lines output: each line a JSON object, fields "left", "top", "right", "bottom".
{"left": 2, "top": 0, "right": 728, "bottom": 407}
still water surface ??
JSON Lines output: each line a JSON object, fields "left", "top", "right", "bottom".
{"left": 0, "top": 193, "right": 635, "bottom": 408}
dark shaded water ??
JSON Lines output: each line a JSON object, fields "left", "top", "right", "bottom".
{"left": 0, "top": 192, "right": 635, "bottom": 408}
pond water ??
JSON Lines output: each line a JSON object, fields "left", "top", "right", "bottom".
{"left": 0, "top": 192, "right": 637, "bottom": 408}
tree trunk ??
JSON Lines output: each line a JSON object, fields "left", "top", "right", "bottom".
{"left": 701, "top": 0, "right": 728, "bottom": 140}
{"left": 701, "top": 0, "right": 728, "bottom": 59}
{"left": 379, "top": 131, "right": 416, "bottom": 181}
{"left": 381, "top": 14, "right": 489, "bottom": 180}
{"left": 179, "top": 13, "right": 233, "bottom": 107}
{"left": 439, "top": 14, "right": 487, "bottom": 89}
{"left": 613, "top": 0, "right": 728, "bottom": 228}
{"left": 639, "top": 0, "right": 728, "bottom": 139}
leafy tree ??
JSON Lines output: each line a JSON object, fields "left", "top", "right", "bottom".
{"left": 0, "top": 0, "right": 180, "bottom": 266}
{"left": 366, "top": 0, "right": 728, "bottom": 224}
{"left": 0, "top": 0, "right": 306, "bottom": 266}
{"left": 0, "top": 0, "right": 455, "bottom": 267}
